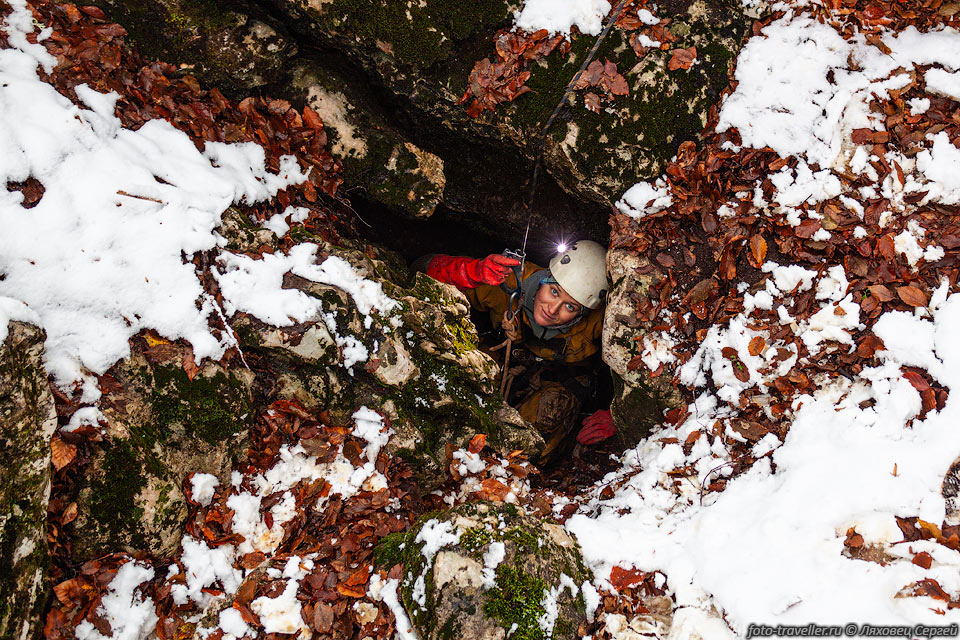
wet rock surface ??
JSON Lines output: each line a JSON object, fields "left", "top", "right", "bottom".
{"left": 0, "top": 322, "right": 58, "bottom": 639}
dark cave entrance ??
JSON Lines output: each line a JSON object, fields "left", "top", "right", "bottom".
{"left": 349, "top": 194, "right": 622, "bottom": 483}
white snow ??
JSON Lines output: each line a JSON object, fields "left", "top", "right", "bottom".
{"left": 616, "top": 179, "right": 673, "bottom": 220}
{"left": 0, "top": 0, "right": 396, "bottom": 403}
{"left": 74, "top": 561, "right": 157, "bottom": 640}
{"left": 189, "top": 473, "right": 219, "bottom": 506}
{"left": 514, "top": 0, "right": 612, "bottom": 36}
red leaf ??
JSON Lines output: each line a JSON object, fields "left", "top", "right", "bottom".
{"left": 609, "top": 566, "right": 645, "bottom": 590}
{"left": 747, "top": 336, "right": 766, "bottom": 357}
{"left": 468, "top": 434, "right": 487, "bottom": 454}
{"left": 903, "top": 370, "right": 930, "bottom": 392}
{"left": 913, "top": 551, "right": 933, "bottom": 569}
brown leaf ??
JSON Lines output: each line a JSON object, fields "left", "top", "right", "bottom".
{"left": 182, "top": 345, "right": 199, "bottom": 381}
{"left": 903, "top": 370, "right": 930, "bottom": 392}
{"left": 748, "top": 234, "right": 767, "bottom": 267}
{"left": 51, "top": 437, "right": 77, "bottom": 471}
{"left": 844, "top": 527, "right": 864, "bottom": 548}
{"left": 897, "top": 285, "right": 928, "bottom": 307}
{"left": 719, "top": 246, "right": 737, "bottom": 281}
{"left": 795, "top": 219, "right": 821, "bottom": 239}
{"left": 584, "top": 92, "right": 602, "bottom": 113}
{"left": 877, "top": 234, "right": 896, "bottom": 260}
{"left": 667, "top": 47, "right": 697, "bottom": 71}
{"left": 747, "top": 336, "right": 766, "bottom": 357}
{"left": 479, "top": 478, "right": 510, "bottom": 502}
{"left": 683, "top": 279, "right": 719, "bottom": 307}
{"left": 609, "top": 566, "right": 645, "bottom": 590}
{"left": 61, "top": 502, "right": 78, "bottom": 525}
{"left": 312, "top": 603, "right": 335, "bottom": 633}
{"left": 344, "top": 564, "right": 370, "bottom": 587}
{"left": 913, "top": 551, "right": 933, "bottom": 569}
{"left": 468, "top": 434, "right": 487, "bottom": 454}
{"left": 915, "top": 578, "right": 950, "bottom": 601}
{"left": 655, "top": 253, "right": 676, "bottom": 268}
{"left": 868, "top": 284, "right": 894, "bottom": 302}
{"left": 337, "top": 583, "right": 366, "bottom": 598}
{"left": 732, "top": 361, "right": 750, "bottom": 383}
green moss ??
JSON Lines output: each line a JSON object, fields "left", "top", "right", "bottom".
{"left": 314, "top": 0, "right": 512, "bottom": 68}
{"left": 85, "top": 440, "right": 148, "bottom": 550}
{"left": 483, "top": 564, "right": 549, "bottom": 640}
{"left": 151, "top": 365, "right": 249, "bottom": 445}
{"left": 373, "top": 530, "right": 410, "bottom": 568}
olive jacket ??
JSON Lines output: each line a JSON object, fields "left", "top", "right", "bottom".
{"left": 463, "top": 261, "right": 603, "bottom": 364}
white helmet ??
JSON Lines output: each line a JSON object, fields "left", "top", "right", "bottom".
{"left": 548, "top": 240, "right": 608, "bottom": 309}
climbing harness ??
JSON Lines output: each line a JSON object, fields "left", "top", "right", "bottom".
{"left": 496, "top": 0, "right": 630, "bottom": 396}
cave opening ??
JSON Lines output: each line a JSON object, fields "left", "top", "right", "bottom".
{"left": 348, "top": 191, "right": 623, "bottom": 486}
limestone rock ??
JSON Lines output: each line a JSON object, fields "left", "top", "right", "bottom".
{"left": 377, "top": 502, "right": 589, "bottom": 640}
{"left": 229, "top": 240, "right": 543, "bottom": 491}
{"left": 72, "top": 349, "right": 253, "bottom": 561}
{"left": 0, "top": 322, "right": 58, "bottom": 640}
{"left": 107, "top": 0, "right": 750, "bottom": 238}
{"left": 602, "top": 249, "right": 684, "bottom": 449}
{"left": 290, "top": 62, "right": 446, "bottom": 219}
{"left": 92, "top": 0, "right": 297, "bottom": 93}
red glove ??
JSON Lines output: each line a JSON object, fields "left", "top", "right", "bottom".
{"left": 426, "top": 254, "right": 520, "bottom": 289}
{"left": 576, "top": 410, "right": 615, "bottom": 445}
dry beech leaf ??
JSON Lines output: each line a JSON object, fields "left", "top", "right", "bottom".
{"left": 51, "top": 437, "right": 77, "bottom": 471}
{"left": 749, "top": 234, "right": 767, "bottom": 266}
{"left": 897, "top": 285, "right": 928, "bottom": 307}
{"left": 667, "top": 47, "right": 697, "bottom": 71}
{"left": 468, "top": 433, "right": 487, "bottom": 454}
{"left": 747, "top": 336, "right": 766, "bottom": 357}
{"left": 868, "top": 284, "right": 894, "bottom": 302}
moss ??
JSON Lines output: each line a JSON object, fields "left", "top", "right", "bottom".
{"left": 150, "top": 365, "right": 249, "bottom": 445}
{"left": 312, "top": 0, "right": 512, "bottom": 69}
{"left": 85, "top": 440, "right": 148, "bottom": 550}
{"left": 373, "top": 530, "right": 410, "bottom": 568}
{"left": 483, "top": 564, "right": 549, "bottom": 640}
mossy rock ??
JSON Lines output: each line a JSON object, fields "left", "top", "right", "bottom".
{"left": 0, "top": 322, "right": 58, "bottom": 640}
{"left": 289, "top": 60, "right": 447, "bottom": 219}
{"left": 600, "top": 248, "right": 685, "bottom": 448}
{"left": 378, "top": 502, "right": 590, "bottom": 640}
{"left": 72, "top": 349, "right": 253, "bottom": 561}
{"left": 91, "top": 0, "right": 297, "bottom": 94}
{"left": 225, "top": 240, "right": 543, "bottom": 491}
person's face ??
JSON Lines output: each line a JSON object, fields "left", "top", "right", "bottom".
{"left": 533, "top": 281, "right": 582, "bottom": 327}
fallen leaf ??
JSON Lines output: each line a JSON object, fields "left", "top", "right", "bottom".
{"left": 748, "top": 234, "right": 767, "bottom": 267}
{"left": 609, "top": 566, "right": 645, "bottom": 590}
{"left": 747, "top": 336, "right": 766, "bottom": 357}
{"left": 468, "top": 434, "right": 487, "bottom": 454}
{"left": 51, "top": 437, "right": 77, "bottom": 471}
{"left": 913, "top": 551, "right": 933, "bottom": 569}
{"left": 667, "top": 47, "right": 697, "bottom": 71}
{"left": 897, "top": 285, "right": 928, "bottom": 307}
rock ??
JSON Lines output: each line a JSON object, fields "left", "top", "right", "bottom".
{"left": 376, "top": 502, "right": 590, "bottom": 640}
{"left": 290, "top": 61, "right": 447, "bottom": 219}
{"left": 92, "top": 0, "right": 298, "bottom": 93}
{"left": 602, "top": 249, "right": 685, "bottom": 448}
{"left": 228, "top": 239, "right": 544, "bottom": 491}
{"left": 0, "top": 322, "right": 58, "bottom": 640}
{"left": 105, "top": 0, "right": 750, "bottom": 238}
{"left": 72, "top": 348, "right": 254, "bottom": 561}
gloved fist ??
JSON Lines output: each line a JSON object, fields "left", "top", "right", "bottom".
{"left": 472, "top": 254, "right": 520, "bottom": 286}
{"left": 425, "top": 254, "right": 520, "bottom": 289}
{"left": 576, "top": 410, "right": 615, "bottom": 445}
